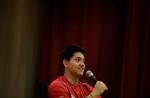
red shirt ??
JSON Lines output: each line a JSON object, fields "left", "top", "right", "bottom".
{"left": 48, "top": 76, "right": 101, "bottom": 98}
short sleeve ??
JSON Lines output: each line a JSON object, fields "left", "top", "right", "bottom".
{"left": 48, "top": 81, "right": 70, "bottom": 98}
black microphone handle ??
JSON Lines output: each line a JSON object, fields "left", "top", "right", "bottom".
{"left": 89, "top": 75, "right": 97, "bottom": 85}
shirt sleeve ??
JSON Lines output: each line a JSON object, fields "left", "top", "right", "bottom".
{"left": 48, "top": 81, "right": 70, "bottom": 98}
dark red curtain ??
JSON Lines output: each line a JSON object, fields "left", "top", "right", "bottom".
{"left": 37, "top": 0, "right": 150, "bottom": 98}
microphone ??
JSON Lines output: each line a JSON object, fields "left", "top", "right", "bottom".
{"left": 86, "top": 70, "right": 97, "bottom": 85}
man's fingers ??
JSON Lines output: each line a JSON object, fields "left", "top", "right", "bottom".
{"left": 99, "top": 81, "right": 108, "bottom": 91}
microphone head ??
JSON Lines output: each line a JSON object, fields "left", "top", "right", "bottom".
{"left": 86, "top": 70, "right": 94, "bottom": 78}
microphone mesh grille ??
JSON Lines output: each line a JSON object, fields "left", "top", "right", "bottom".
{"left": 86, "top": 70, "right": 93, "bottom": 77}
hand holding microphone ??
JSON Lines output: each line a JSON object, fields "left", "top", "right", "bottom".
{"left": 86, "top": 70, "right": 108, "bottom": 96}
{"left": 93, "top": 81, "right": 108, "bottom": 96}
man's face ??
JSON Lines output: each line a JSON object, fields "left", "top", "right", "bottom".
{"left": 65, "top": 52, "right": 86, "bottom": 77}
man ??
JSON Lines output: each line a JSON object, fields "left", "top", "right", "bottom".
{"left": 48, "top": 44, "right": 108, "bottom": 98}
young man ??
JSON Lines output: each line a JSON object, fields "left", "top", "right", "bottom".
{"left": 48, "top": 45, "right": 108, "bottom": 98}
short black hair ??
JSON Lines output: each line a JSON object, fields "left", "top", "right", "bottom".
{"left": 60, "top": 44, "right": 86, "bottom": 67}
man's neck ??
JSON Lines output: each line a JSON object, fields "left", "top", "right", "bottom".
{"left": 64, "top": 72, "right": 79, "bottom": 85}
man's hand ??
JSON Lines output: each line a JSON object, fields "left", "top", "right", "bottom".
{"left": 91, "top": 81, "right": 108, "bottom": 97}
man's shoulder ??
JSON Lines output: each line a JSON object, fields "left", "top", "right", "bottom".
{"left": 49, "top": 76, "right": 67, "bottom": 88}
{"left": 48, "top": 76, "right": 69, "bottom": 95}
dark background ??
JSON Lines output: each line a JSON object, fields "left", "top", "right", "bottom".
{"left": 0, "top": 0, "right": 150, "bottom": 98}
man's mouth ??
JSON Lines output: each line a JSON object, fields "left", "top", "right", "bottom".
{"left": 78, "top": 67, "right": 85, "bottom": 71}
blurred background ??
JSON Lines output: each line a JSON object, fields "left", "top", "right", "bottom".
{"left": 0, "top": 0, "right": 150, "bottom": 98}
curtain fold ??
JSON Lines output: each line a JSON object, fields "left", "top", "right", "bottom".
{"left": 38, "top": 0, "right": 150, "bottom": 98}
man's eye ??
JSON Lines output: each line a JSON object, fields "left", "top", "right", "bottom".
{"left": 74, "top": 58, "right": 80, "bottom": 62}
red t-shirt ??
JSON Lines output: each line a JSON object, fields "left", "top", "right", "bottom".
{"left": 48, "top": 76, "right": 101, "bottom": 98}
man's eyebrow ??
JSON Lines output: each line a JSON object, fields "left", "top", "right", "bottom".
{"left": 76, "top": 57, "right": 81, "bottom": 58}
{"left": 75, "top": 57, "right": 85, "bottom": 60}
{"left": 75, "top": 57, "right": 83, "bottom": 59}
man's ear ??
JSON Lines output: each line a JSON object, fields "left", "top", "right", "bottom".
{"left": 63, "top": 59, "right": 69, "bottom": 68}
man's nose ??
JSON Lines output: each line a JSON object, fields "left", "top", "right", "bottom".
{"left": 80, "top": 62, "right": 85, "bottom": 67}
